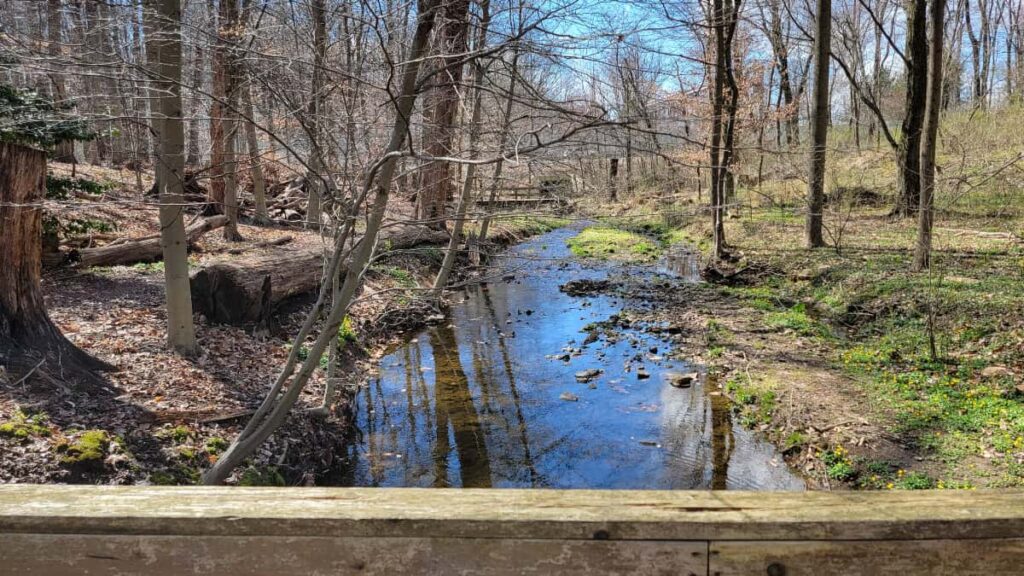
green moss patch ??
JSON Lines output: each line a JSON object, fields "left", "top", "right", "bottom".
{"left": 58, "top": 429, "right": 112, "bottom": 465}
{"left": 0, "top": 410, "right": 51, "bottom": 441}
{"left": 567, "top": 227, "right": 661, "bottom": 261}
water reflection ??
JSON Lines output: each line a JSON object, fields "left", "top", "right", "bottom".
{"left": 338, "top": 228, "right": 803, "bottom": 490}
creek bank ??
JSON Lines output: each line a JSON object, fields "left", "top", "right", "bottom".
{"left": 1, "top": 203, "right": 565, "bottom": 485}
{"left": 553, "top": 271, "right": 927, "bottom": 489}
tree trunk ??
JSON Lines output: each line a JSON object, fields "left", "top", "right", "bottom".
{"left": 720, "top": 0, "right": 741, "bottom": 218}
{"left": 209, "top": 0, "right": 238, "bottom": 218}
{"left": 46, "top": 0, "right": 81, "bottom": 164}
{"left": 0, "top": 143, "right": 112, "bottom": 381}
{"left": 186, "top": 43, "right": 204, "bottom": 166}
{"left": 914, "top": 0, "right": 945, "bottom": 271}
{"left": 305, "top": 0, "right": 327, "bottom": 229}
{"left": 434, "top": 0, "right": 491, "bottom": 296}
{"left": 768, "top": 0, "right": 799, "bottom": 147}
{"left": 417, "top": 0, "right": 471, "bottom": 230}
{"left": 895, "top": 0, "right": 929, "bottom": 217}
{"left": 218, "top": 0, "right": 242, "bottom": 241}
{"left": 806, "top": 0, "right": 831, "bottom": 248}
{"left": 475, "top": 44, "right": 521, "bottom": 244}
{"left": 241, "top": 81, "right": 268, "bottom": 224}
{"left": 609, "top": 157, "right": 619, "bottom": 201}
{"left": 150, "top": 0, "right": 199, "bottom": 355}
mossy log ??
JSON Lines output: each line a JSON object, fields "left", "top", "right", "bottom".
{"left": 75, "top": 216, "right": 228, "bottom": 268}
{"left": 191, "top": 224, "right": 449, "bottom": 325}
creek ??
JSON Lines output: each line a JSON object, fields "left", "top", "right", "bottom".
{"left": 338, "top": 227, "right": 804, "bottom": 489}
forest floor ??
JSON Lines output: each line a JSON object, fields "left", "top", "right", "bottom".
{"left": 0, "top": 162, "right": 564, "bottom": 485}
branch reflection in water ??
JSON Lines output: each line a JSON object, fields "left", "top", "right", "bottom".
{"left": 337, "top": 227, "right": 802, "bottom": 490}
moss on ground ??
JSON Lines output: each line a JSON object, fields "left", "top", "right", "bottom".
{"left": 567, "top": 226, "right": 661, "bottom": 261}
{"left": 0, "top": 410, "right": 51, "bottom": 440}
{"left": 58, "top": 429, "right": 112, "bottom": 465}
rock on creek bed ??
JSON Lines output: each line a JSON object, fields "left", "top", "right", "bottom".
{"left": 333, "top": 227, "right": 804, "bottom": 489}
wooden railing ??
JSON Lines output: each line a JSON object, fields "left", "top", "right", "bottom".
{"left": 1, "top": 486, "right": 1023, "bottom": 575}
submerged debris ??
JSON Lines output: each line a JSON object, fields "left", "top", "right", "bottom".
{"left": 559, "top": 278, "right": 612, "bottom": 296}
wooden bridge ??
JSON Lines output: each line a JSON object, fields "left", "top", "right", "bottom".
{"left": 476, "top": 177, "right": 574, "bottom": 212}
{"left": 1, "top": 486, "right": 1023, "bottom": 574}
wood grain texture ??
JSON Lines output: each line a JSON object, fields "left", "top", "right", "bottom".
{"left": 0, "top": 535, "right": 707, "bottom": 576}
{"left": 709, "top": 539, "right": 1024, "bottom": 576}
{"left": 2, "top": 486, "right": 1024, "bottom": 541}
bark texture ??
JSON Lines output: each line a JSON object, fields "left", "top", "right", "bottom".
{"left": 913, "top": 0, "right": 945, "bottom": 270}
{"left": 76, "top": 216, "right": 227, "bottom": 268}
{"left": 192, "top": 225, "right": 448, "bottom": 325}
{"left": 0, "top": 143, "right": 111, "bottom": 381}
{"left": 417, "top": 0, "right": 471, "bottom": 229}
{"left": 895, "top": 0, "right": 928, "bottom": 217}
{"left": 805, "top": 0, "right": 831, "bottom": 248}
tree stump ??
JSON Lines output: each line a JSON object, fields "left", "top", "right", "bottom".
{"left": 0, "top": 143, "right": 112, "bottom": 384}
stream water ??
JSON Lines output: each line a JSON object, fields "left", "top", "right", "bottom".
{"left": 337, "top": 227, "right": 804, "bottom": 489}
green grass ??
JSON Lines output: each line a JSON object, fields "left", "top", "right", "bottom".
{"left": 725, "top": 374, "right": 777, "bottom": 428}
{"left": 764, "top": 303, "right": 831, "bottom": 338}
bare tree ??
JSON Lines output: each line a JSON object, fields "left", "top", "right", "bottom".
{"left": 202, "top": 0, "right": 444, "bottom": 484}
{"left": 914, "top": 0, "right": 946, "bottom": 270}
{"left": 805, "top": 0, "right": 831, "bottom": 248}
{"left": 210, "top": 0, "right": 243, "bottom": 241}
{"left": 304, "top": 0, "right": 328, "bottom": 229}
{"left": 147, "top": 0, "right": 198, "bottom": 354}
{"left": 708, "top": 0, "right": 741, "bottom": 260}
{"left": 895, "top": 0, "right": 929, "bottom": 217}
{"left": 418, "top": 0, "right": 472, "bottom": 230}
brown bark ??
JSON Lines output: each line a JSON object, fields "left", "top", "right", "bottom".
{"left": 46, "top": 0, "right": 81, "bottom": 164}
{"left": 75, "top": 216, "right": 227, "bottom": 268}
{"left": 304, "top": 0, "right": 327, "bottom": 229}
{"left": 0, "top": 143, "right": 111, "bottom": 381}
{"left": 709, "top": 0, "right": 740, "bottom": 259}
{"left": 187, "top": 43, "right": 204, "bottom": 166}
{"left": 209, "top": 0, "right": 241, "bottom": 217}
{"left": 609, "top": 157, "right": 619, "bottom": 201}
{"left": 417, "top": 0, "right": 471, "bottom": 230}
{"left": 913, "top": 0, "right": 945, "bottom": 271}
{"left": 765, "top": 0, "right": 799, "bottom": 147}
{"left": 806, "top": 0, "right": 831, "bottom": 248}
{"left": 895, "top": 0, "right": 928, "bottom": 217}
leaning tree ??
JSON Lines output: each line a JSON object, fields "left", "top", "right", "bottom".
{"left": 0, "top": 84, "right": 112, "bottom": 385}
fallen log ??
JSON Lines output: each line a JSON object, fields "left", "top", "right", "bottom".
{"left": 191, "top": 224, "right": 450, "bottom": 325}
{"left": 75, "top": 215, "right": 228, "bottom": 268}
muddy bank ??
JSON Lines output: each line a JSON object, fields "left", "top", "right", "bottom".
{"left": 561, "top": 271, "right": 929, "bottom": 488}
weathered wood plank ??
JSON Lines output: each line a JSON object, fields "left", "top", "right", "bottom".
{"left": 1, "top": 487, "right": 1023, "bottom": 541}
{"left": 709, "top": 539, "right": 1024, "bottom": 576}
{"left": 0, "top": 535, "right": 707, "bottom": 576}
